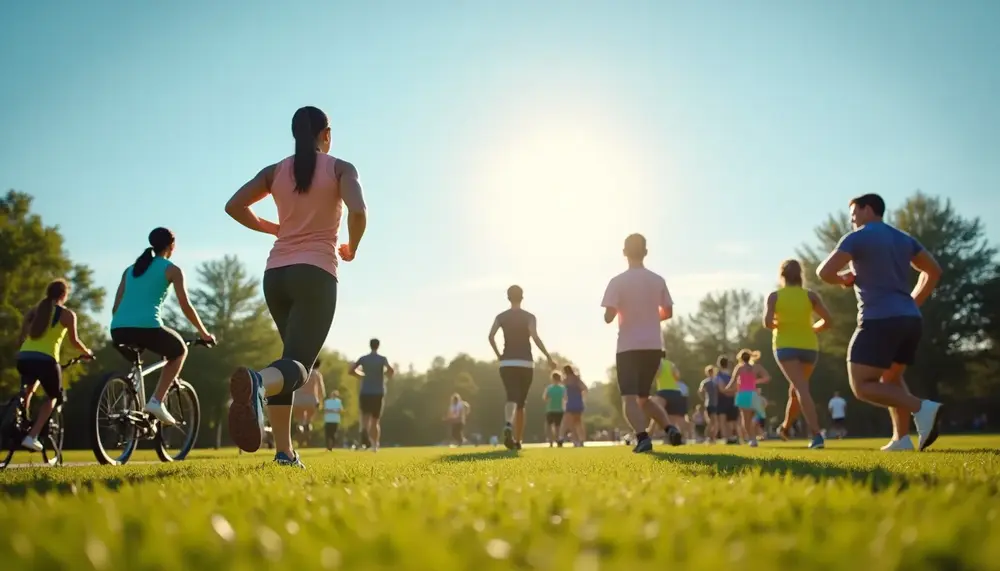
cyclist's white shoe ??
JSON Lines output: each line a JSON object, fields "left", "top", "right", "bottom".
{"left": 881, "top": 437, "right": 915, "bottom": 451}
{"left": 145, "top": 400, "right": 178, "bottom": 426}
{"left": 21, "top": 436, "right": 43, "bottom": 451}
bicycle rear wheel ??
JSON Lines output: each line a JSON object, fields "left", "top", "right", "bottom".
{"left": 0, "top": 402, "right": 17, "bottom": 470}
{"left": 156, "top": 380, "right": 200, "bottom": 462}
{"left": 91, "top": 374, "right": 140, "bottom": 465}
{"left": 41, "top": 408, "right": 64, "bottom": 466}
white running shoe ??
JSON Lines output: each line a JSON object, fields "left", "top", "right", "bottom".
{"left": 748, "top": 439, "right": 759, "bottom": 448}
{"left": 881, "top": 437, "right": 915, "bottom": 452}
{"left": 913, "top": 400, "right": 943, "bottom": 451}
{"left": 145, "top": 400, "right": 178, "bottom": 426}
{"left": 21, "top": 436, "right": 43, "bottom": 452}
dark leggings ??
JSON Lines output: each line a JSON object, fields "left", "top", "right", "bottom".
{"left": 262, "top": 264, "right": 338, "bottom": 405}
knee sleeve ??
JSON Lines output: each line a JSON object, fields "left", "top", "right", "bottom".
{"left": 265, "top": 358, "right": 308, "bottom": 405}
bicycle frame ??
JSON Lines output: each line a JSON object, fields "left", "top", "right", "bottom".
{"left": 116, "top": 338, "right": 212, "bottom": 417}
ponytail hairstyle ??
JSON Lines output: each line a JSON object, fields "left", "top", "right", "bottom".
{"left": 703, "top": 365, "right": 716, "bottom": 377}
{"left": 716, "top": 356, "right": 730, "bottom": 369}
{"left": 779, "top": 259, "right": 804, "bottom": 287}
{"left": 133, "top": 227, "right": 175, "bottom": 278}
{"left": 291, "top": 106, "right": 330, "bottom": 193}
{"left": 28, "top": 279, "right": 69, "bottom": 339}
{"left": 738, "top": 349, "right": 762, "bottom": 364}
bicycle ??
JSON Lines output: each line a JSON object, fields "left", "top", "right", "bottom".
{"left": 89, "top": 338, "right": 214, "bottom": 465}
{"left": 0, "top": 356, "right": 89, "bottom": 470}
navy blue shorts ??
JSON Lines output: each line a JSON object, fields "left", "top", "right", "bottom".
{"left": 774, "top": 348, "right": 818, "bottom": 364}
{"left": 848, "top": 316, "right": 922, "bottom": 369}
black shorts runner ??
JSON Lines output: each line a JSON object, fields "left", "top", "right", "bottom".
{"left": 655, "top": 389, "right": 687, "bottom": 415}
{"left": 615, "top": 349, "right": 663, "bottom": 396}
{"left": 324, "top": 422, "right": 339, "bottom": 442}
{"left": 546, "top": 412, "right": 564, "bottom": 427}
{"left": 500, "top": 366, "right": 533, "bottom": 406}
{"left": 848, "top": 316, "right": 922, "bottom": 369}
{"left": 359, "top": 394, "right": 384, "bottom": 418}
{"left": 450, "top": 422, "right": 464, "bottom": 442}
{"left": 111, "top": 326, "right": 186, "bottom": 360}
{"left": 718, "top": 396, "right": 739, "bottom": 421}
{"left": 16, "top": 357, "right": 62, "bottom": 400}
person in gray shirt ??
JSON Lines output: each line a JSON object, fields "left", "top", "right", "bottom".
{"left": 350, "top": 338, "right": 395, "bottom": 451}
{"left": 698, "top": 365, "right": 720, "bottom": 441}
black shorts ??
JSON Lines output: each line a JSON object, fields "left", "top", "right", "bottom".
{"left": 848, "top": 316, "right": 922, "bottom": 369}
{"left": 500, "top": 366, "right": 533, "bottom": 406}
{"left": 718, "top": 397, "right": 739, "bottom": 421}
{"left": 359, "top": 394, "right": 384, "bottom": 418}
{"left": 111, "top": 326, "right": 186, "bottom": 360}
{"left": 17, "top": 357, "right": 62, "bottom": 400}
{"left": 706, "top": 405, "right": 718, "bottom": 415}
{"left": 655, "top": 389, "right": 687, "bottom": 415}
{"left": 450, "top": 422, "right": 464, "bottom": 441}
{"left": 324, "top": 422, "right": 339, "bottom": 442}
{"left": 615, "top": 350, "right": 663, "bottom": 396}
{"left": 546, "top": 412, "right": 564, "bottom": 427}
{"left": 832, "top": 417, "right": 846, "bottom": 428}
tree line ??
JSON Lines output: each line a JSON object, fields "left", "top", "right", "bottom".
{"left": 1, "top": 189, "right": 997, "bottom": 449}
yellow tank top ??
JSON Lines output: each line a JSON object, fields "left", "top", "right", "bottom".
{"left": 19, "top": 306, "right": 67, "bottom": 360}
{"left": 656, "top": 359, "right": 679, "bottom": 391}
{"left": 773, "top": 287, "right": 818, "bottom": 351}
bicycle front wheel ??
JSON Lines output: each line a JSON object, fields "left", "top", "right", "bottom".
{"left": 91, "top": 374, "right": 140, "bottom": 465}
{"left": 156, "top": 380, "right": 200, "bottom": 462}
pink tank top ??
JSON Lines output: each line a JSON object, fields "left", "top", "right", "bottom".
{"left": 737, "top": 366, "right": 757, "bottom": 392}
{"left": 266, "top": 154, "right": 343, "bottom": 278}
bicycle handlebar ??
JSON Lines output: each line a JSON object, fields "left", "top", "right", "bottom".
{"left": 187, "top": 338, "right": 217, "bottom": 349}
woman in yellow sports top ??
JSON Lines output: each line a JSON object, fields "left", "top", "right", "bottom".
{"left": 16, "top": 279, "right": 94, "bottom": 451}
{"left": 648, "top": 357, "right": 685, "bottom": 445}
{"left": 763, "top": 259, "right": 833, "bottom": 449}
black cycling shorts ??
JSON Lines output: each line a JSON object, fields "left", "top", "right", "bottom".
{"left": 111, "top": 326, "right": 186, "bottom": 360}
{"left": 17, "top": 357, "right": 62, "bottom": 400}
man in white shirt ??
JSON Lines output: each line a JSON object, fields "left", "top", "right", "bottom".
{"left": 323, "top": 390, "right": 344, "bottom": 450}
{"left": 828, "top": 391, "right": 848, "bottom": 439}
{"left": 601, "top": 233, "right": 675, "bottom": 454}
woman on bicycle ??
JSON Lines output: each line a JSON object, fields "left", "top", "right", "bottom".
{"left": 225, "top": 105, "right": 367, "bottom": 467}
{"left": 110, "top": 227, "right": 215, "bottom": 426}
{"left": 16, "top": 279, "right": 94, "bottom": 451}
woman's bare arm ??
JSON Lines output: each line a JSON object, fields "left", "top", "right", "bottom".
{"left": 225, "top": 164, "right": 280, "bottom": 235}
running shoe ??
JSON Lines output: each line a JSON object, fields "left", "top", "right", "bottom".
{"left": 515, "top": 441, "right": 523, "bottom": 451}
{"left": 808, "top": 434, "right": 825, "bottom": 449}
{"left": 776, "top": 425, "right": 790, "bottom": 441}
{"left": 666, "top": 426, "right": 684, "bottom": 446}
{"left": 228, "top": 367, "right": 266, "bottom": 453}
{"left": 913, "top": 401, "right": 943, "bottom": 451}
{"left": 503, "top": 424, "right": 515, "bottom": 450}
{"left": 633, "top": 436, "right": 654, "bottom": 454}
{"left": 20, "top": 435, "right": 42, "bottom": 452}
{"left": 881, "top": 437, "right": 915, "bottom": 452}
{"left": 274, "top": 450, "right": 305, "bottom": 468}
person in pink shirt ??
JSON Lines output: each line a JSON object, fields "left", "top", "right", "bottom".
{"left": 224, "top": 105, "right": 367, "bottom": 468}
{"left": 721, "top": 349, "right": 771, "bottom": 447}
{"left": 601, "top": 233, "right": 675, "bottom": 453}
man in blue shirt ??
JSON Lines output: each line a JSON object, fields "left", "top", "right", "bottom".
{"left": 817, "top": 193, "right": 943, "bottom": 452}
{"left": 350, "top": 338, "right": 395, "bottom": 452}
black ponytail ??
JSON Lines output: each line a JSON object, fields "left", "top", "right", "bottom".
{"left": 133, "top": 227, "right": 175, "bottom": 278}
{"left": 28, "top": 279, "right": 69, "bottom": 339}
{"left": 290, "top": 106, "right": 330, "bottom": 193}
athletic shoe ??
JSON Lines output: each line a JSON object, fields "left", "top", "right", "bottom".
{"left": 229, "top": 367, "right": 266, "bottom": 453}
{"left": 808, "top": 434, "right": 825, "bottom": 449}
{"left": 881, "top": 438, "right": 915, "bottom": 452}
{"left": 274, "top": 450, "right": 305, "bottom": 468}
{"left": 21, "top": 435, "right": 42, "bottom": 452}
{"left": 632, "top": 436, "right": 654, "bottom": 454}
{"left": 502, "top": 425, "right": 515, "bottom": 450}
{"left": 515, "top": 441, "right": 523, "bottom": 451}
{"left": 748, "top": 439, "right": 759, "bottom": 448}
{"left": 144, "top": 400, "right": 178, "bottom": 426}
{"left": 776, "top": 425, "right": 790, "bottom": 441}
{"left": 913, "top": 401, "right": 943, "bottom": 451}
{"left": 666, "top": 426, "right": 684, "bottom": 446}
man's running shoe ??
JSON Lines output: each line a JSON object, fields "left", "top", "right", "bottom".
{"left": 913, "top": 401, "right": 943, "bottom": 451}
{"left": 633, "top": 436, "right": 654, "bottom": 454}
{"left": 274, "top": 450, "right": 305, "bottom": 468}
{"left": 503, "top": 424, "right": 515, "bottom": 450}
{"left": 808, "top": 434, "right": 825, "bottom": 449}
{"left": 881, "top": 437, "right": 915, "bottom": 452}
{"left": 21, "top": 435, "right": 42, "bottom": 452}
{"left": 229, "top": 367, "right": 266, "bottom": 453}
{"left": 666, "top": 426, "right": 684, "bottom": 446}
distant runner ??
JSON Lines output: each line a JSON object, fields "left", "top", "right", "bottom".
{"left": 648, "top": 358, "right": 684, "bottom": 445}
{"left": 714, "top": 357, "right": 739, "bottom": 444}
{"left": 292, "top": 358, "right": 326, "bottom": 446}
{"left": 350, "top": 338, "right": 394, "bottom": 452}
{"left": 816, "top": 193, "right": 943, "bottom": 451}
{"left": 322, "top": 389, "right": 343, "bottom": 450}
{"left": 560, "top": 365, "right": 588, "bottom": 447}
{"left": 445, "top": 393, "right": 470, "bottom": 446}
{"left": 488, "top": 285, "right": 557, "bottom": 451}
{"left": 722, "top": 349, "right": 770, "bottom": 447}
{"left": 543, "top": 372, "right": 567, "bottom": 447}
{"left": 601, "top": 233, "right": 675, "bottom": 454}
{"left": 698, "top": 365, "right": 720, "bottom": 443}
{"left": 828, "top": 391, "right": 848, "bottom": 439}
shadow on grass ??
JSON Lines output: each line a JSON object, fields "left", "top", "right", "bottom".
{"left": 0, "top": 468, "right": 185, "bottom": 499}
{"left": 434, "top": 449, "right": 519, "bottom": 463}
{"left": 651, "top": 451, "right": 934, "bottom": 491}
{"left": 819, "top": 446, "right": 1000, "bottom": 456}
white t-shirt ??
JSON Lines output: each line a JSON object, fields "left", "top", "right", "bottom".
{"left": 601, "top": 267, "right": 673, "bottom": 353}
{"left": 324, "top": 398, "right": 343, "bottom": 423}
{"left": 828, "top": 396, "right": 847, "bottom": 419}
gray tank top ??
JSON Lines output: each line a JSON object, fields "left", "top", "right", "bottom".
{"left": 497, "top": 309, "right": 533, "bottom": 361}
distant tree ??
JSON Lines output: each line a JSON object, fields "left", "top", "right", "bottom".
{"left": 0, "top": 190, "right": 106, "bottom": 394}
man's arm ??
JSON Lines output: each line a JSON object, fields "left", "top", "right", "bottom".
{"left": 910, "top": 249, "right": 942, "bottom": 307}
{"left": 601, "top": 280, "right": 618, "bottom": 324}
{"left": 384, "top": 359, "right": 395, "bottom": 379}
{"left": 659, "top": 279, "right": 674, "bottom": 321}
{"left": 817, "top": 233, "right": 856, "bottom": 286}
{"left": 488, "top": 317, "right": 502, "bottom": 360}
{"left": 348, "top": 360, "right": 362, "bottom": 378}
{"left": 528, "top": 315, "right": 555, "bottom": 366}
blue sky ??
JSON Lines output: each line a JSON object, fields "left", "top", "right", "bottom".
{"left": 2, "top": 1, "right": 999, "bottom": 382}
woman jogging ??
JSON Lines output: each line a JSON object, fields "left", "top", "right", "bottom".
{"left": 559, "top": 365, "right": 588, "bottom": 447}
{"left": 445, "top": 394, "right": 469, "bottom": 446}
{"left": 722, "top": 350, "right": 771, "bottom": 447}
{"left": 763, "top": 259, "right": 832, "bottom": 449}
{"left": 15, "top": 279, "right": 95, "bottom": 451}
{"left": 225, "top": 105, "right": 367, "bottom": 467}
{"left": 110, "top": 228, "right": 215, "bottom": 426}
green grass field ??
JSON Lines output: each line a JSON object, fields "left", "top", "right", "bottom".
{"left": 2, "top": 436, "right": 999, "bottom": 571}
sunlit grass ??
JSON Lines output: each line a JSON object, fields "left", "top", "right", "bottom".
{"left": 2, "top": 436, "right": 998, "bottom": 570}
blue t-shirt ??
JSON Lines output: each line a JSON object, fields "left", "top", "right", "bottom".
{"left": 356, "top": 353, "right": 389, "bottom": 395}
{"left": 835, "top": 222, "right": 923, "bottom": 322}
{"left": 110, "top": 257, "right": 173, "bottom": 329}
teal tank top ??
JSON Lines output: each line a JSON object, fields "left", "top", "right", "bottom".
{"left": 110, "top": 257, "right": 173, "bottom": 329}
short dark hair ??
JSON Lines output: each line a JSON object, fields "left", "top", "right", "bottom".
{"left": 850, "top": 193, "right": 886, "bottom": 217}
{"left": 507, "top": 285, "right": 523, "bottom": 302}
{"left": 716, "top": 356, "right": 729, "bottom": 369}
{"left": 624, "top": 233, "right": 647, "bottom": 259}
{"left": 370, "top": 338, "right": 380, "bottom": 351}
